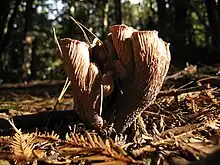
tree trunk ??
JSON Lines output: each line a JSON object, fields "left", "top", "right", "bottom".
{"left": 30, "top": 39, "right": 37, "bottom": 80}
{"left": 0, "top": 0, "right": 11, "bottom": 43}
{"left": 21, "top": 0, "right": 34, "bottom": 81}
{"left": 205, "top": 0, "right": 220, "bottom": 49}
{"left": 156, "top": 0, "right": 169, "bottom": 39}
{"left": 67, "top": 0, "right": 75, "bottom": 38}
{"left": 114, "top": 0, "right": 122, "bottom": 24}
{"left": 172, "top": 0, "right": 190, "bottom": 47}
{"left": 217, "top": 0, "right": 220, "bottom": 26}
{"left": 0, "top": 0, "right": 21, "bottom": 55}
{"left": 102, "top": 0, "right": 109, "bottom": 39}
{"left": 0, "top": 0, "right": 21, "bottom": 80}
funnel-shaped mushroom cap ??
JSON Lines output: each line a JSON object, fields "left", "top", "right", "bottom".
{"left": 109, "top": 25, "right": 137, "bottom": 73}
{"left": 58, "top": 25, "right": 171, "bottom": 133}
{"left": 59, "top": 38, "right": 103, "bottom": 130}
{"left": 113, "top": 30, "right": 171, "bottom": 132}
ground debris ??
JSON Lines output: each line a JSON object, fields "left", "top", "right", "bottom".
{"left": 0, "top": 65, "right": 220, "bottom": 164}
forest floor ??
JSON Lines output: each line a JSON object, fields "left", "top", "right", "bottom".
{"left": 0, "top": 64, "right": 220, "bottom": 165}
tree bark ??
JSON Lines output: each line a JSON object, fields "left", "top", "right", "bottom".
{"left": 0, "top": 0, "right": 11, "bottom": 43}
{"left": 102, "top": 0, "right": 109, "bottom": 39}
{"left": 0, "top": 0, "right": 21, "bottom": 55}
{"left": 30, "top": 39, "right": 37, "bottom": 80}
{"left": 156, "top": 0, "right": 169, "bottom": 39}
{"left": 0, "top": 0, "right": 21, "bottom": 79}
{"left": 217, "top": 0, "right": 220, "bottom": 26}
{"left": 67, "top": 0, "right": 75, "bottom": 37}
{"left": 205, "top": 0, "right": 220, "bottom": 49}
{"left": 22, "top": 0, "right": 34, "bottom": 81}
{"left": 114, "top": 0, "right": 122, "bottom": 24}
{"left": 172, "top": 0, "right": 190, "bottom": 47}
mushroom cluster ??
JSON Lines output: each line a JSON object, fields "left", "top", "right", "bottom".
{"left": 58, "top": 24, "right": 171, "bottom": 133}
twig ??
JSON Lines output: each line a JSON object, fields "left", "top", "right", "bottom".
{"left": 151, "top": 124, "right": 205, "bottom": 146}
{"left": 197, "top": 76, "right": 220, "bottom": 84}
{"left": 160, "top": 124, "right": 200, "bottom": 138}
{"left": 7, "top": 119, "right": 21, "bottom": 134}
{"left": 70, "top": 16, "right": 91, "bottom": 45}
{"left": 100, "top": 84, "right": 104, "bottom": 116}
{"left": 142, "top": 111, "right": 174, "bottom": 121}
{"left": 165, "top": 65, "right": 197, "bottom": 81}
{"left": 158, "top": 86, "right": 210, "bottom": 98}
{"left": 45, "top": 77, "right": 71, "bottom": 127}
{"left": 186, "top": 108, "right": 219, "bottom": 121}
{"left": 70, "top": 16, "right": 103, "bottom": 46}
{"left": 131, "top": 145, "right": 156, "bottom": 157}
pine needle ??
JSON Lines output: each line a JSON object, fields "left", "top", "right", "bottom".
{"left": 70, "top": 16, "right": 91, "bottom": 45}
{"left": 53, "top": 28, "right": 62, "bottom": 55}
{"left": 70, "top": 16, "right": 103, "bottom": 46}
{"left": 58, "top": 77, "right": 71, "bottom": 102}
{"left": 52, "top": 27, "right": 71, "bottom": 107}
{"left": 7, "top": 119, "right": 21, "bottom": 134}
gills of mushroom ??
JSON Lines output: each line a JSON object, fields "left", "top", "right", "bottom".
{"left": 109, "top": 25, "right": 171, "bottom": 133}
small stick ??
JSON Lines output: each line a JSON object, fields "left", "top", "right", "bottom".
{"left": 99, "top": 84, "right": 104, "bottom": 116}
{"left": 48, "top": 27, "right": 72, "bottom": 127}
{"left": 158, "top": 86, "right": 210, "bottom": 98}
{"left": 70, "top": 16, "right": 91, "bottom": 45}
{"left": 7, "top": 119, "right": 22, "bottom": 134}
{"left": 53, "top": 28, "right": 62, "bottom": 55}
{"left": 45, "top": 77, "right": 71, "bottom": 127}
{"left": 70, "top": 16, "right": 103, "bottom": 45}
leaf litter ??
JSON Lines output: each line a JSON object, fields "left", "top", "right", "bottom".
{"left": 0, "top": 65, "right": 220, "bottom": 164}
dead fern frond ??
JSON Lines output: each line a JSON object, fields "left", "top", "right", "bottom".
{"left": 35, "top": 130, "right": 60, "bottom": 141}
{"left": 40, "top": 158, "right": 71, "bottom": 165}
{"left": 11, "top": 132, "right": 35, "bottom": 161}
{"left": 64, "top": 132, "right": 141, "bottom": 164}
{"left": 32, "top": 149, "right": 45, "bottom": 159}
{"left": 8, "top": 119, "right": 35, "bottom": 161}
{"left": 205, "top": 118, "right": 220, "bottom": 129}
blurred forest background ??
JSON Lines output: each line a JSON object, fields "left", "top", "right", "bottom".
{"left": 0, "top": 0, "right": 220, "bottom": 83}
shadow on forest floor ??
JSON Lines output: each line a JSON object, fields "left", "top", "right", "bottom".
{"left": 0, "top": 80, "right": 87, "bottom": 138}
{"left": 0, "top": 110, "right": 81, "bottom": 137}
